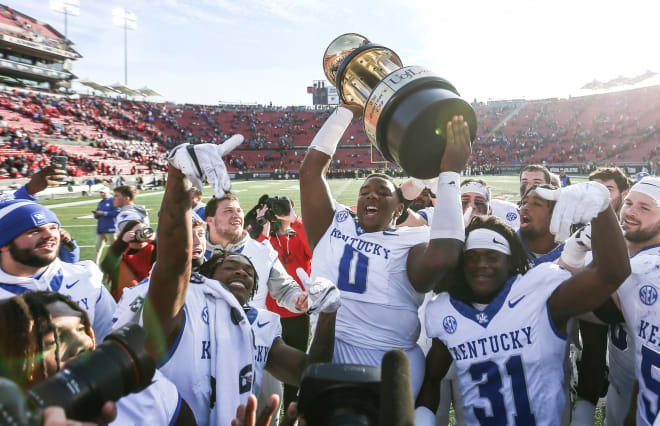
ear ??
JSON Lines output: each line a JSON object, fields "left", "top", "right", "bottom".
{"left": 621, "top": 189, "right": 630, "bottom": 199}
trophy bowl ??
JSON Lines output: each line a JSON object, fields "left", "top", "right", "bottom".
{"left": 323, "top": 33, "right": 477, "bottom": 179}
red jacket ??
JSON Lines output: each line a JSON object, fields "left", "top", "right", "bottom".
{"left": 257, "top": 217, "right": 312, "bottom": 318}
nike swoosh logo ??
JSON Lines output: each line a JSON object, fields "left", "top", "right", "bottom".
{"left": 492, "top": 237, "right": 506, "bottom": 246}
{"left": 508, "top": 295, "right": 525, "bottom": 308}
{"left": 257, "top": 321, "right": 270, "bottom": 328}
{"left": 65, "top": 280, "right": 80, "bottom": 289}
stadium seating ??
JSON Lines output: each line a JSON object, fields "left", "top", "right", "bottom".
{"left": 0, "top": 83, "right": 658, "bottom": 178}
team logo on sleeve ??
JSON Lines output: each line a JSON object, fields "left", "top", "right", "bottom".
{"left": 336, "top": 210, "right": 349, "bottom": 223}
{"left": 640, "top": 285, "right": 658, "bottom": 306}
{"left": 443, "top": 315, "right": 458, "bottom": 334}
{"left": 238, "top": 364, "right": 253, "bottom": 393}
{"left": 202, "top": 306, "right": 209, "bottom": 324}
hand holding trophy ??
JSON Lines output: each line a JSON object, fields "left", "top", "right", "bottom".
{"left": 323, "top": 33, "right": 477, "bottom": 179}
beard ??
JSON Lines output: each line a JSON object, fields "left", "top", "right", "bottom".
{"left": 624, "top": 221, "right": 660, "bottom": 243}
{"left": 9, "top": 240, "right": 57, "bottom": 268}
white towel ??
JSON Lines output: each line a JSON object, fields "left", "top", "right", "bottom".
{"left": 201, "top": 277, "right": 255, "bottom": 426}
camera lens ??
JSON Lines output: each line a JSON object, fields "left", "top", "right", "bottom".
{"left": 27, "top": 324, "right": 155, "bottom": 421}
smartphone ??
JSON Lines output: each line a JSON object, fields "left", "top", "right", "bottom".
{"left": 52, "top": 155, "right": 67, "bottom": 171}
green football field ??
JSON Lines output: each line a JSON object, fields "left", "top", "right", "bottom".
{"left": 45, "top": 174, "right": 587, "bottom": 262}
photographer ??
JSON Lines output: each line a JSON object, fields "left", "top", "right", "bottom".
{"left": 0, "top": 291, "right": 195, "bottom": 426}
{"left": 256, "top": 196, "right": 313, "bottom": 410}
{"left": 100, "top": 220, "right": 156, "bottom": 301}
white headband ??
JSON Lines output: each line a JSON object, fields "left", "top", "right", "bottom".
{"left": 465, "top": 228, "right": 511, "bottom": 255}
{"left": 629, "top": 177, "right": 660, "bottom": 207}
{"left": 460, "top": 181, "right": 490, "bottom": 201}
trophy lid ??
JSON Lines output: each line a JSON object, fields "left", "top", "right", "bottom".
{"left": 323, "top": 33, "right": 370, "bottom": 85}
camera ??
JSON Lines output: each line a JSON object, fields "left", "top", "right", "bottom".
{"left": 297, "top": 363, "right": 381, "bottom": 426}
{"left": 0, "top": 324, "right": 155, "bottom": 424}
{"left": 132, "top": 227, "right": 154, "bottom": 242}
{"left": 245, "top": 194, "right": 292, "bottom": 238}
{"left": 256, "top": 196, "right": 292, "bottom": 226}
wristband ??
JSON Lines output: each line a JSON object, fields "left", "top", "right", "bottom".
{"left": 308, "top": 107, "right": 353, "bottom": 157}
{"left": 430, "top": 172, "right": 465, "bottom": 241}
{"left": 414, "top": 406, "right": 436, "bottom": 426}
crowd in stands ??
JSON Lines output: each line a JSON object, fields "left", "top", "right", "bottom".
{"left": 0, "top": 83, "right": 658, "bottom": 177}
{"left": 0, "top": 5, "right": 75, "bottom": 53}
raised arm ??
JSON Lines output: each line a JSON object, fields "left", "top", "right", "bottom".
{"left": 299, "top": 106, "right": 357, "bottom": 250}
{"left": 143, "top": 166, "right": 193, "bottom": 359}
{"left": 546, "top": 183, "right": 631, "bottom": 330}
{"left": 407, "top": 116, "right": 472, "bottom": 292}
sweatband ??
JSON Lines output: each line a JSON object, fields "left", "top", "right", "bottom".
{"left": 308, "top": 106, "right": 353, "bottom": 157}
{"left": 570, "top": 399, "right": 596, "bottom": 426}
{"left": 430, "top": 172, "right": 465, "bottom": 241}
{"left": 0, "top": 199, "right": 60, "bottom": 247}
{"left": 414, "top": 406, "right": 436, "bottom": 426}
{"left": 630, "top": 176, "right": 660, "bottom": 206}
{"left": 465, "top": 228, "right": 511, "bottom": 255}
{"left": 460, "top": 181, "right": 490, "bottom": 201}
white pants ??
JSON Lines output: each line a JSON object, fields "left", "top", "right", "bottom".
{"left": 332, "top": 338, "right": 426, "bottom": 399}
{"left": 256, "top": 371, "right": 282, "bottom": 426}
{"left": 604, "top": 380, "right": 634, "bottom": 426}
{"left": 435, "top": 362, "right": 465, "bottom": 425}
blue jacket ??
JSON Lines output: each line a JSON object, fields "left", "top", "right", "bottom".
{"left": 96, "top": 198, "right": 120, "bottom": 234}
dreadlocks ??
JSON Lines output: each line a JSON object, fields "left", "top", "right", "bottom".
{"left": 199, "top": 251, "right": 259, "bottom": 301}
{"left": 0, "top": 291, "right": 94, "bottom": 390}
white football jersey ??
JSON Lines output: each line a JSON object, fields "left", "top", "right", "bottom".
{"left": 245, "top": 306, "right": 281, "bottom": 396}
{"left": 114, "top": 273, "right": 254, "bottom": 426}
{"left": 311, "top": 202, "right": 428, "bottom": 351}
{"left": 616, "top": 245, "right": 660, "bottom": 426}
{"left": 490, "top": 198, "right": 521, "bottom": 230}
{"left": 0, "top": 259, "right": 116, "bottom": 341}
{"left": 607, "top": 322, "right": 635, "bottom": 397}
{"left": 426, "top": 262, "right": 571, "bottom": 426}
{"left": 111, "top": 370, "right": 182, "bottom": 426}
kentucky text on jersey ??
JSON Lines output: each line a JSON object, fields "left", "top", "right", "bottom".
{"left": 329, "top": 228, "right": 391, "bottom": 259}
{"left": 448, "top": 326, "right": 533, "bottom": 361}
{"left": 638, "top": 320, "right": 660, "bottom": 347}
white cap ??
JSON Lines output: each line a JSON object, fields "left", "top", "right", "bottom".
{"left": 629, "top": 177, "right": 660, "bottom": 207}
{"left": 99, "top": 186, "right": 111, "bottom": 194}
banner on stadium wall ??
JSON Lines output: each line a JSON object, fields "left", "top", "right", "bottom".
{"left": 327, "top": 87, "right": 339, "bottom": 105}
{"left": 0, "top": 34, "right": 79, "bottom": 59}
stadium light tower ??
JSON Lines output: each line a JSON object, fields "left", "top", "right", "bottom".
{"left": 50, "top": 0, "right": 80, "bottom": 40}
{"left": 112, "top": 7, "right": 137, "bottom": 86}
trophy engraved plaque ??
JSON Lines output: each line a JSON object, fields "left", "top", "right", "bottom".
{"left": 323, "top": 33, "right": 477, "bottom": 179}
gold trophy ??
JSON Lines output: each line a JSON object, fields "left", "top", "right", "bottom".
{"left": 323, "top": 33, "right": 477, "bottom": 179}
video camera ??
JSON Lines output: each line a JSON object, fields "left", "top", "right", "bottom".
{"left": 297, "top": 350, "right": 415, "bottom": 426}
{"left": 0, "top": 323, "right": 155, "bottom": 425}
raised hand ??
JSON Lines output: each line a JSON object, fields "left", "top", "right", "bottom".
{"left": 440, "top": 115, "right": 472, "bottom": 174}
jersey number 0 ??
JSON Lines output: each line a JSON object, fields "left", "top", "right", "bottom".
{"left": 337, "top": 245, "right": 369, "bottom": 294}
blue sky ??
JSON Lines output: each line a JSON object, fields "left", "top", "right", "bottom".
{"left": 14, "top": 0, "right": 660, "bottom": 106}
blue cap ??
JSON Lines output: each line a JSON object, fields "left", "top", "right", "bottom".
{"left": 0, "top": 200, "right": 60, "bottom": 247}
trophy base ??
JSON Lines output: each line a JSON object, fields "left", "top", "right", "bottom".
{"left": 384, "top": 88, "right": 477, "bottom": 179}
{"left": 364, "top": 66, "right": 477, "bottom": 179}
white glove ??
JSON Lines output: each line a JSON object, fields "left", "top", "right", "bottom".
{"left": 296, "top": 268, "right": 341, "bottom": 314}
{"left": 535, "top": 182, "right": 609, "bottom": 243}
{"left": 559, "top": 224, "right": 592, "bottom": 269}
{"left": 167, "top": 135, "right": 244, "bottom": 198}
